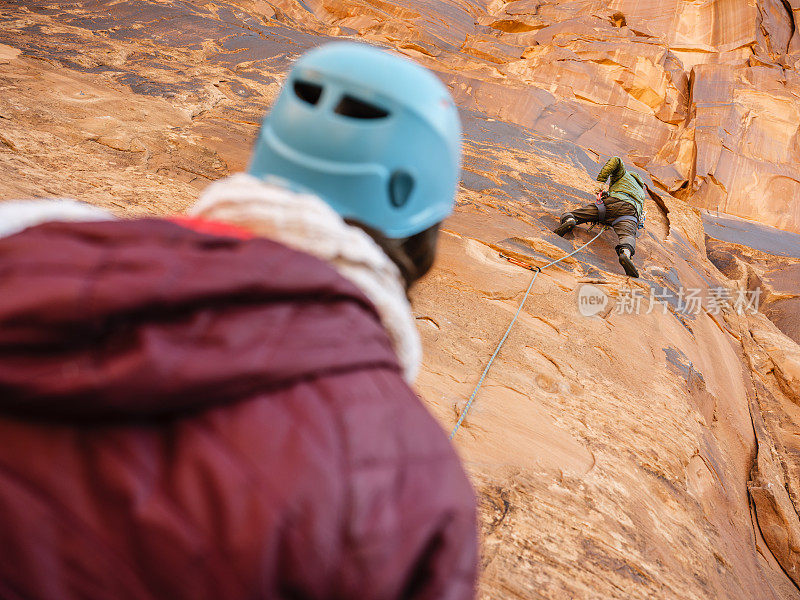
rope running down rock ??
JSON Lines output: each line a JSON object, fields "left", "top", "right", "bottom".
{"left": 449, "top": 227, "right": 609, "bottom": 440}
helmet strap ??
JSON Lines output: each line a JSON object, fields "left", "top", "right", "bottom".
{"left": 345, "top": 219, "right": 440, "bottom": 293}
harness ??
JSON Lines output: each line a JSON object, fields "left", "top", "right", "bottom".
{"left": 594, "top": 192, "right": 645, "bottom": 235}
{"left": 612, "top": 215, "right": 643, "bottom": 229}
{"left": 594, "top": 193, "right": 607, "bottom": 223}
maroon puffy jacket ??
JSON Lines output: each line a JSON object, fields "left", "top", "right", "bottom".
{"left": 0, "top": 219, "right": 477, "bottom": 600}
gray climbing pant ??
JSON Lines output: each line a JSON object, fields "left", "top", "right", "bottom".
{"left": 562, "top": 198, "right": 639, "bottom": 255}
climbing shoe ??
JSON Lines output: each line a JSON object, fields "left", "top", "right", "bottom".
{"left": 554, "top": 215, "right": 577, "bottom": 237}
{"left": 617, "top": 248, "right": 639, "bottom": 278}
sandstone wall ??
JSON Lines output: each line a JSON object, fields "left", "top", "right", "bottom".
{"left": 2, "top": 2, "right": 800, "bottom": 598}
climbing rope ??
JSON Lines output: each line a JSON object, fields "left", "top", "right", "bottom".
{"left": 449, "top": 226, "right": 609, "bottom": 440}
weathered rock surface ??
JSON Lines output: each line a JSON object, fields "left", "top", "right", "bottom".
{"left": 2, "top": 2, "right": 800, "bottom": 599}
{"left": 705, "top": 213, "right": 800, "bottom": 345}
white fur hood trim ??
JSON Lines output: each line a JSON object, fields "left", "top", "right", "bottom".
{"left": 0, "top": 199, "right": 115, "bottom": 238}
{"left": 190, "top": 174, "right": 422, "bottom": 383}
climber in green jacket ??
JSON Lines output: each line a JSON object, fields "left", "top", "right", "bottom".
{"left": 553, "top": 156, "right": 646, "bottom": 278}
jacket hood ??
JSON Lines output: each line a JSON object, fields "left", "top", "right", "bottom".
{"left": 190, "top": 174, "right": 421, "bottom": 382}
{"left": 0, "top": 219, "right": 399, "bottom": 421}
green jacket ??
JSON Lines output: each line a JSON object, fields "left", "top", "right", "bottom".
{"left": 596, "top": 157, "right": 646, "bottom": 218}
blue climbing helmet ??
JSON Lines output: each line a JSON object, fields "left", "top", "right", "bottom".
{"left": 248, "top": 41, "right": 462, "bottom": 239}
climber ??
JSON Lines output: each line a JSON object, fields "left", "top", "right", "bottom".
{"left": 0, "top": 43, "right": 477, "bottom": 599}
{"left": 554, "top": 156, "right": 646, "bottom": 278}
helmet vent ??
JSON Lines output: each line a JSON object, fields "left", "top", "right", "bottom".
{"left": 294, "top": 80, "right": 323, "bottom": 105}
{"left": 389, "top": 170, "right": 414, "bottom": 208}
{"left": 334, "top": 95, "right": 389, "bottom": 119}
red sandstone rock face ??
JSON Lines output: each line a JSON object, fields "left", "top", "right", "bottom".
{"left": 461, "top": 0, "right": 800, "bottom": 235}
{"left": 2, "top": 1, "right": 799, "bottom": 230}
{"left": 1, "top": 2, "right": 800, "bottom": 599}
{"left": 706, "top": 213, "right": 800, "bottom": 345}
